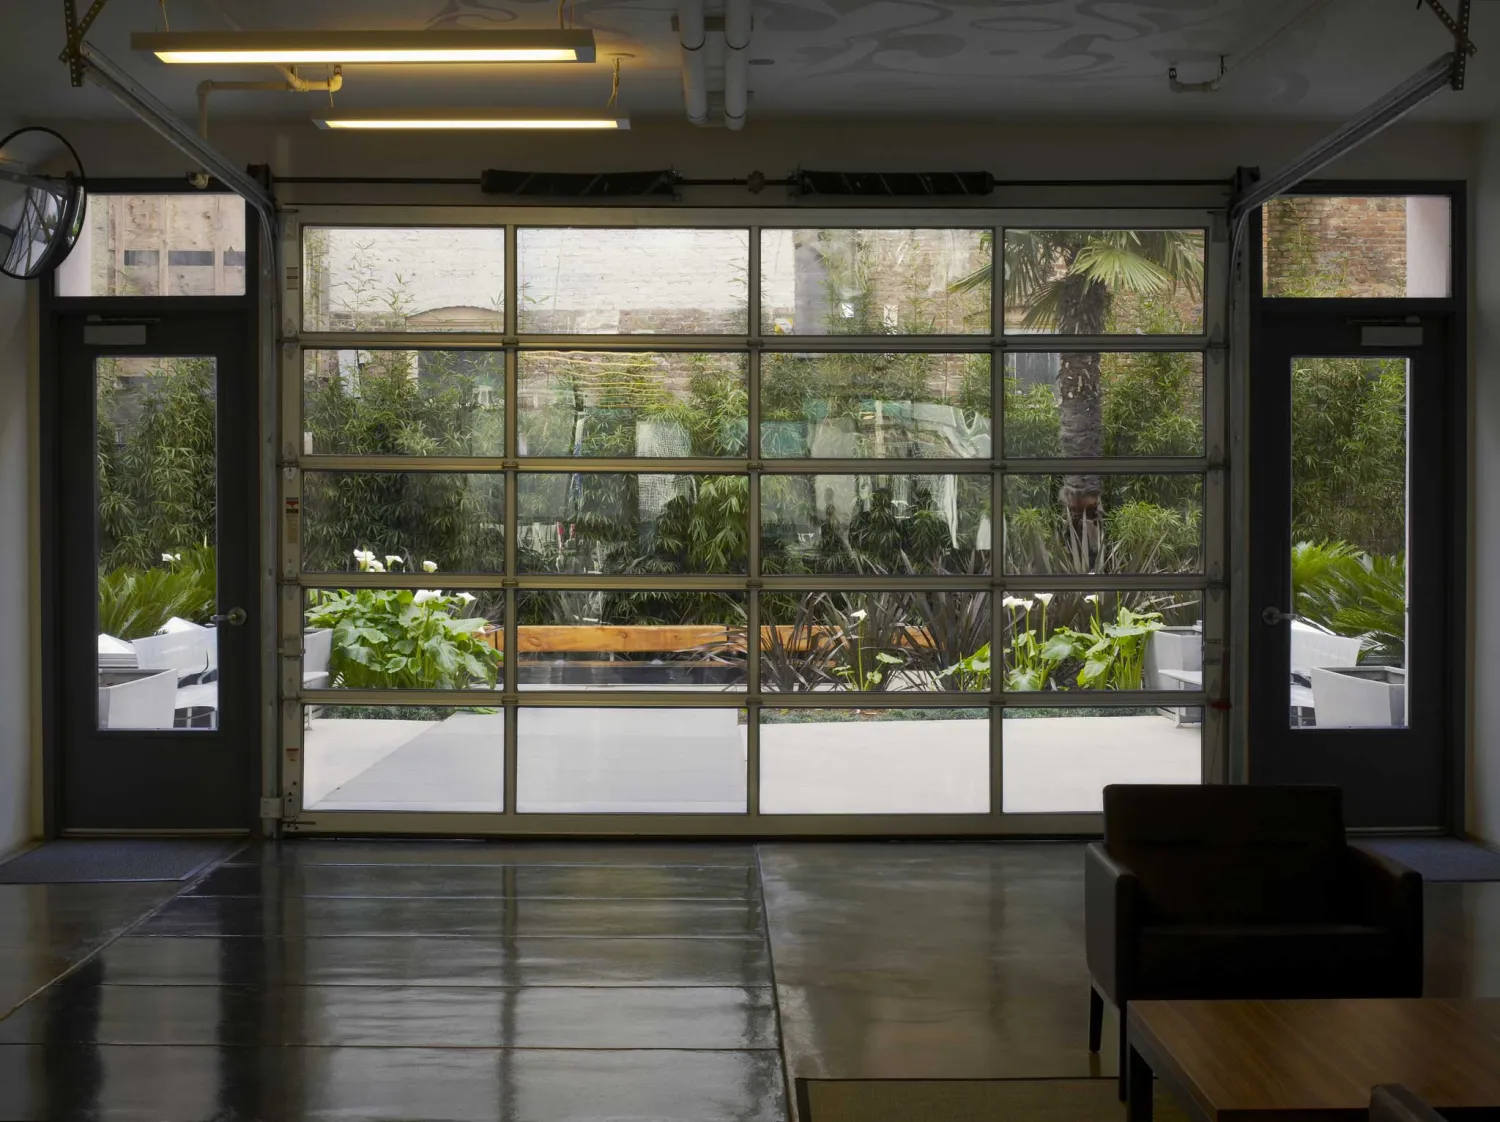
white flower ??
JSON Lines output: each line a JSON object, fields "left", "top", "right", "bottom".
{"left": 1017, "top": 599, "right": 1035, "bottom": 612}
{"left": 1002, "top": 595, "right": 1028, "bottom": 610}
{"left": 384, "top": 555, "right": 403, "bottom": 570}
{"left": 413, "top": 589, "right": 442, "bottom": 605}
{"left": 161, "top": 552, "right": 174, "bottom": 563}
{"left": 1085, "top": 594, "right": 1099, "bottom": 604}
{"left": 353, "top": 549, "right": 374, "bottom": 570}
{"left": 849, "top": 609, "right": 868, "bottom": 622}
{"left": 367, "top": 560, "right": 385, "bottom": 573}
{"left": 422, "top": 560, "right": 438, "bottom": 573}
{"left": 1035, "top": 592, "right": 1054, "bottom": 607}
{"left": 457, "top": 592, "right": 477, "bottom": 605}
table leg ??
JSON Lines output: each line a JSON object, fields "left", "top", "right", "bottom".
{"left": 1126, "top": 1043, "right": 1153, "bottom": 1122}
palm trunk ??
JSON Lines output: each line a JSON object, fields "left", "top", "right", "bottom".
{"left": 1056, "top": 271, "right": 1110, "bottom": 566}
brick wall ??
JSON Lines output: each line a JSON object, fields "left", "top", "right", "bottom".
{"left": 1263, "top": 196, "right": 1408, "bottom": 297}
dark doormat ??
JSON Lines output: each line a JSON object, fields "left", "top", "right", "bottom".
{"left": 0, "top": 840, "right": 241, "bottom": 884}
{"left": 1358, "top": 838, "right": 1500, "bottom": 882}
{"left": 796, "top": 1077, "right": 1191, "bottom": 1122}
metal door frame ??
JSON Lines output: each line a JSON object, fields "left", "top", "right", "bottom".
{"left": 275, "top": 203, "right": 1229, "bottom": 837}
{"left": 39, "top": 182, "right": 263, "bottom": 835}
{"left": 1245, "top": 183, "right": 1467, "bottom": 831}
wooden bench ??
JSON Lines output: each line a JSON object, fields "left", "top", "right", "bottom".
{"left": 481, "top": 624, "right": 935, "bottom": 656}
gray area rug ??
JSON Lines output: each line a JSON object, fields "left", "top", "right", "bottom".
{"left": 797, "top": 1077, "right": 1190, "bottom": 1122}
{"left": 1359, "top": 838, "right": 1500, "bottom": 882}
{"left": 0, "top": 840, "right": 239, "bottom": 883}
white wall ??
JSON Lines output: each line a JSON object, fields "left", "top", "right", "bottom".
{"left": 1473, "top": 117, "right": 1500, "bottom": 847}
{"left": 0, "top": 160, "right": 35, "bottom": 854}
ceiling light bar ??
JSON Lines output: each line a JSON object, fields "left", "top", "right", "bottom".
{"left": 315, "top": 108, "right": 629, "bottom": 131}
{"left": 132, "top": 30, "right": 596, "bottom": 65}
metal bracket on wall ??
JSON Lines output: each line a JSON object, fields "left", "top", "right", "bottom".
{"left": 59, "top": 0, "right": 112, "bottom": 87}
{"left": 1228, "top": 51, "right": 1457, "bottom": 228}
{"left": 1420, "top": 0, "right": 1476, "bottom": 87}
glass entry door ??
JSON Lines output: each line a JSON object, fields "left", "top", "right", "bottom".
{"left": 1249, "top": 313, "right": 1454, "bottom": 828}
{"left": 57, "top": 313, "right": 259, "bottom": 830}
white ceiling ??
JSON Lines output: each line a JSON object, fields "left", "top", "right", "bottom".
{"left": 3, "top": 0, "right": 1498, "bottom": 124}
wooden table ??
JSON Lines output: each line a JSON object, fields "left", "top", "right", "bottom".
{"left": 1126, "top": 999, "right": 1500, "bottom": 1121}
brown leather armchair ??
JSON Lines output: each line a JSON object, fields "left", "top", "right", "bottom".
{"left": 1086, "top": 784, "right": 1423, "bottom": 1099}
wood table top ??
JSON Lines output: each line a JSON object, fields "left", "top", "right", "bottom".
{"left": 1128, "top": 999, "right": 1500, "bottom": 1119}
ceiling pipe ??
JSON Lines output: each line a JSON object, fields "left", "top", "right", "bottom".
{"left": 723, "top": 0, "right": 751, "bottom": 131}
{"left": 193, "top": 68, "right": 342, "bottom": 186}
{"left": 197, "top": 69, "right": 344, "bottom": 140}
{"left": 1170, "top": 0, "right": 1339, "bottom": 92}
{"left": 677, "top": 0, "right": 709, "bottom": 125}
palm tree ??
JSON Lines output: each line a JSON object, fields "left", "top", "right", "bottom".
{"left": 956, "top": 230, "right": 1203, "bottom": 563}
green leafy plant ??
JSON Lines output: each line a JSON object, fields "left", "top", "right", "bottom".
{"left": 1001, "top": 593, "right": 1072, "bottom": 690}
{"left": 829, "top": 605, "right": 905, "bottom": 691}
{"left": 98, "top": 547, "right": 217, "bottom": 640}
{"left": 938, "top": 642, "right": 992, "bottom": 692}
{"left": 1055, "top": 597, "right": 1164, "bottom": 690}
{"left": 304, "top": 556, "right": 501, "bottom": 690}
{"left": 96, "top": 357, "right": 217, "bottom": 572}
{"left": 1292, "top": 540, "right": 1406, "bottom": 662}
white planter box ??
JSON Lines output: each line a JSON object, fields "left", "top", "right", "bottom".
{"left": 98, "top": 668, "right": 178, "bottom": 730}
{"left": 1309, "top": 666, "right": 1406, "bottom": 728}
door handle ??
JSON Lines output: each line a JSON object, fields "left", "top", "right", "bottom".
{"left": 1261, "top": 606, "right": 1293, "bottom": 626}
{"left": 211, "top": 607, "right": 247, "bottom": 627}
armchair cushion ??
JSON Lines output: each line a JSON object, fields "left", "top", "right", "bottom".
{"left": 1102, "top": 784, "right": 1346, "bottom": 925}
{"left": 1135, "top": 922, "right": 1394, "bottom": 999}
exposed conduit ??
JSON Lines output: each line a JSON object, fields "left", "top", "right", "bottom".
{"left": 723, "top": 0, "right": 751, "bottom": 131}
{"left": 1170, "top": 0, "right": 1340, "bottom": 92}
{"left": 677, "top": 0, "right": 709, "bottom": 125}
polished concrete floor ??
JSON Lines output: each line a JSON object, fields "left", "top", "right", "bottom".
{"left": 0, "top": 841, "right": 1497, "bottom": 1121}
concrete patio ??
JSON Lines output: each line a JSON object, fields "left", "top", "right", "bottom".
{"left": 303, "top": 710, "right": 1200, "bottom": 815}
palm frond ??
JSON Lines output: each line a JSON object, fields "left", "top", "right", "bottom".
{"left": 1069, "top": 240, "right": 1174, "bottom": 296}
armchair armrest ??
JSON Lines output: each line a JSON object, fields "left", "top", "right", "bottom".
{"left": 1344, "top": 845, "right": 1424, "bottom": 995}
{"left": 1370, "top": 1085, "right": 1444, "bottom": 1122}
{"left": 1085, "top": 842, "right": 1142, "bottom": 1004}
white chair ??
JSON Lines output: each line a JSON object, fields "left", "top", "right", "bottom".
{"left": 1289, "top": 620, "right": 1363, "bottom": 726}
{"left": 1289, "top": 619, "right": 1362, "bottom": 678}
{"left": 303, "top": 627, "right": 333, "bottom": 690}
{"left": 1145, "top": 625, "right": 1204, "bottom": 726}
{"left": 132, "top": 622, "right": 216, "bottom": 683}
{"left": 98, "top": 668, "right": 178, "bottom": 729}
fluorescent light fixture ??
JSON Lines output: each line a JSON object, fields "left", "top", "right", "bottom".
{"left": 132, "top": 30, "right": 596, "bottom": 65}
{"left": 315, "top": 108, "right": 629, "bottom": 130}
